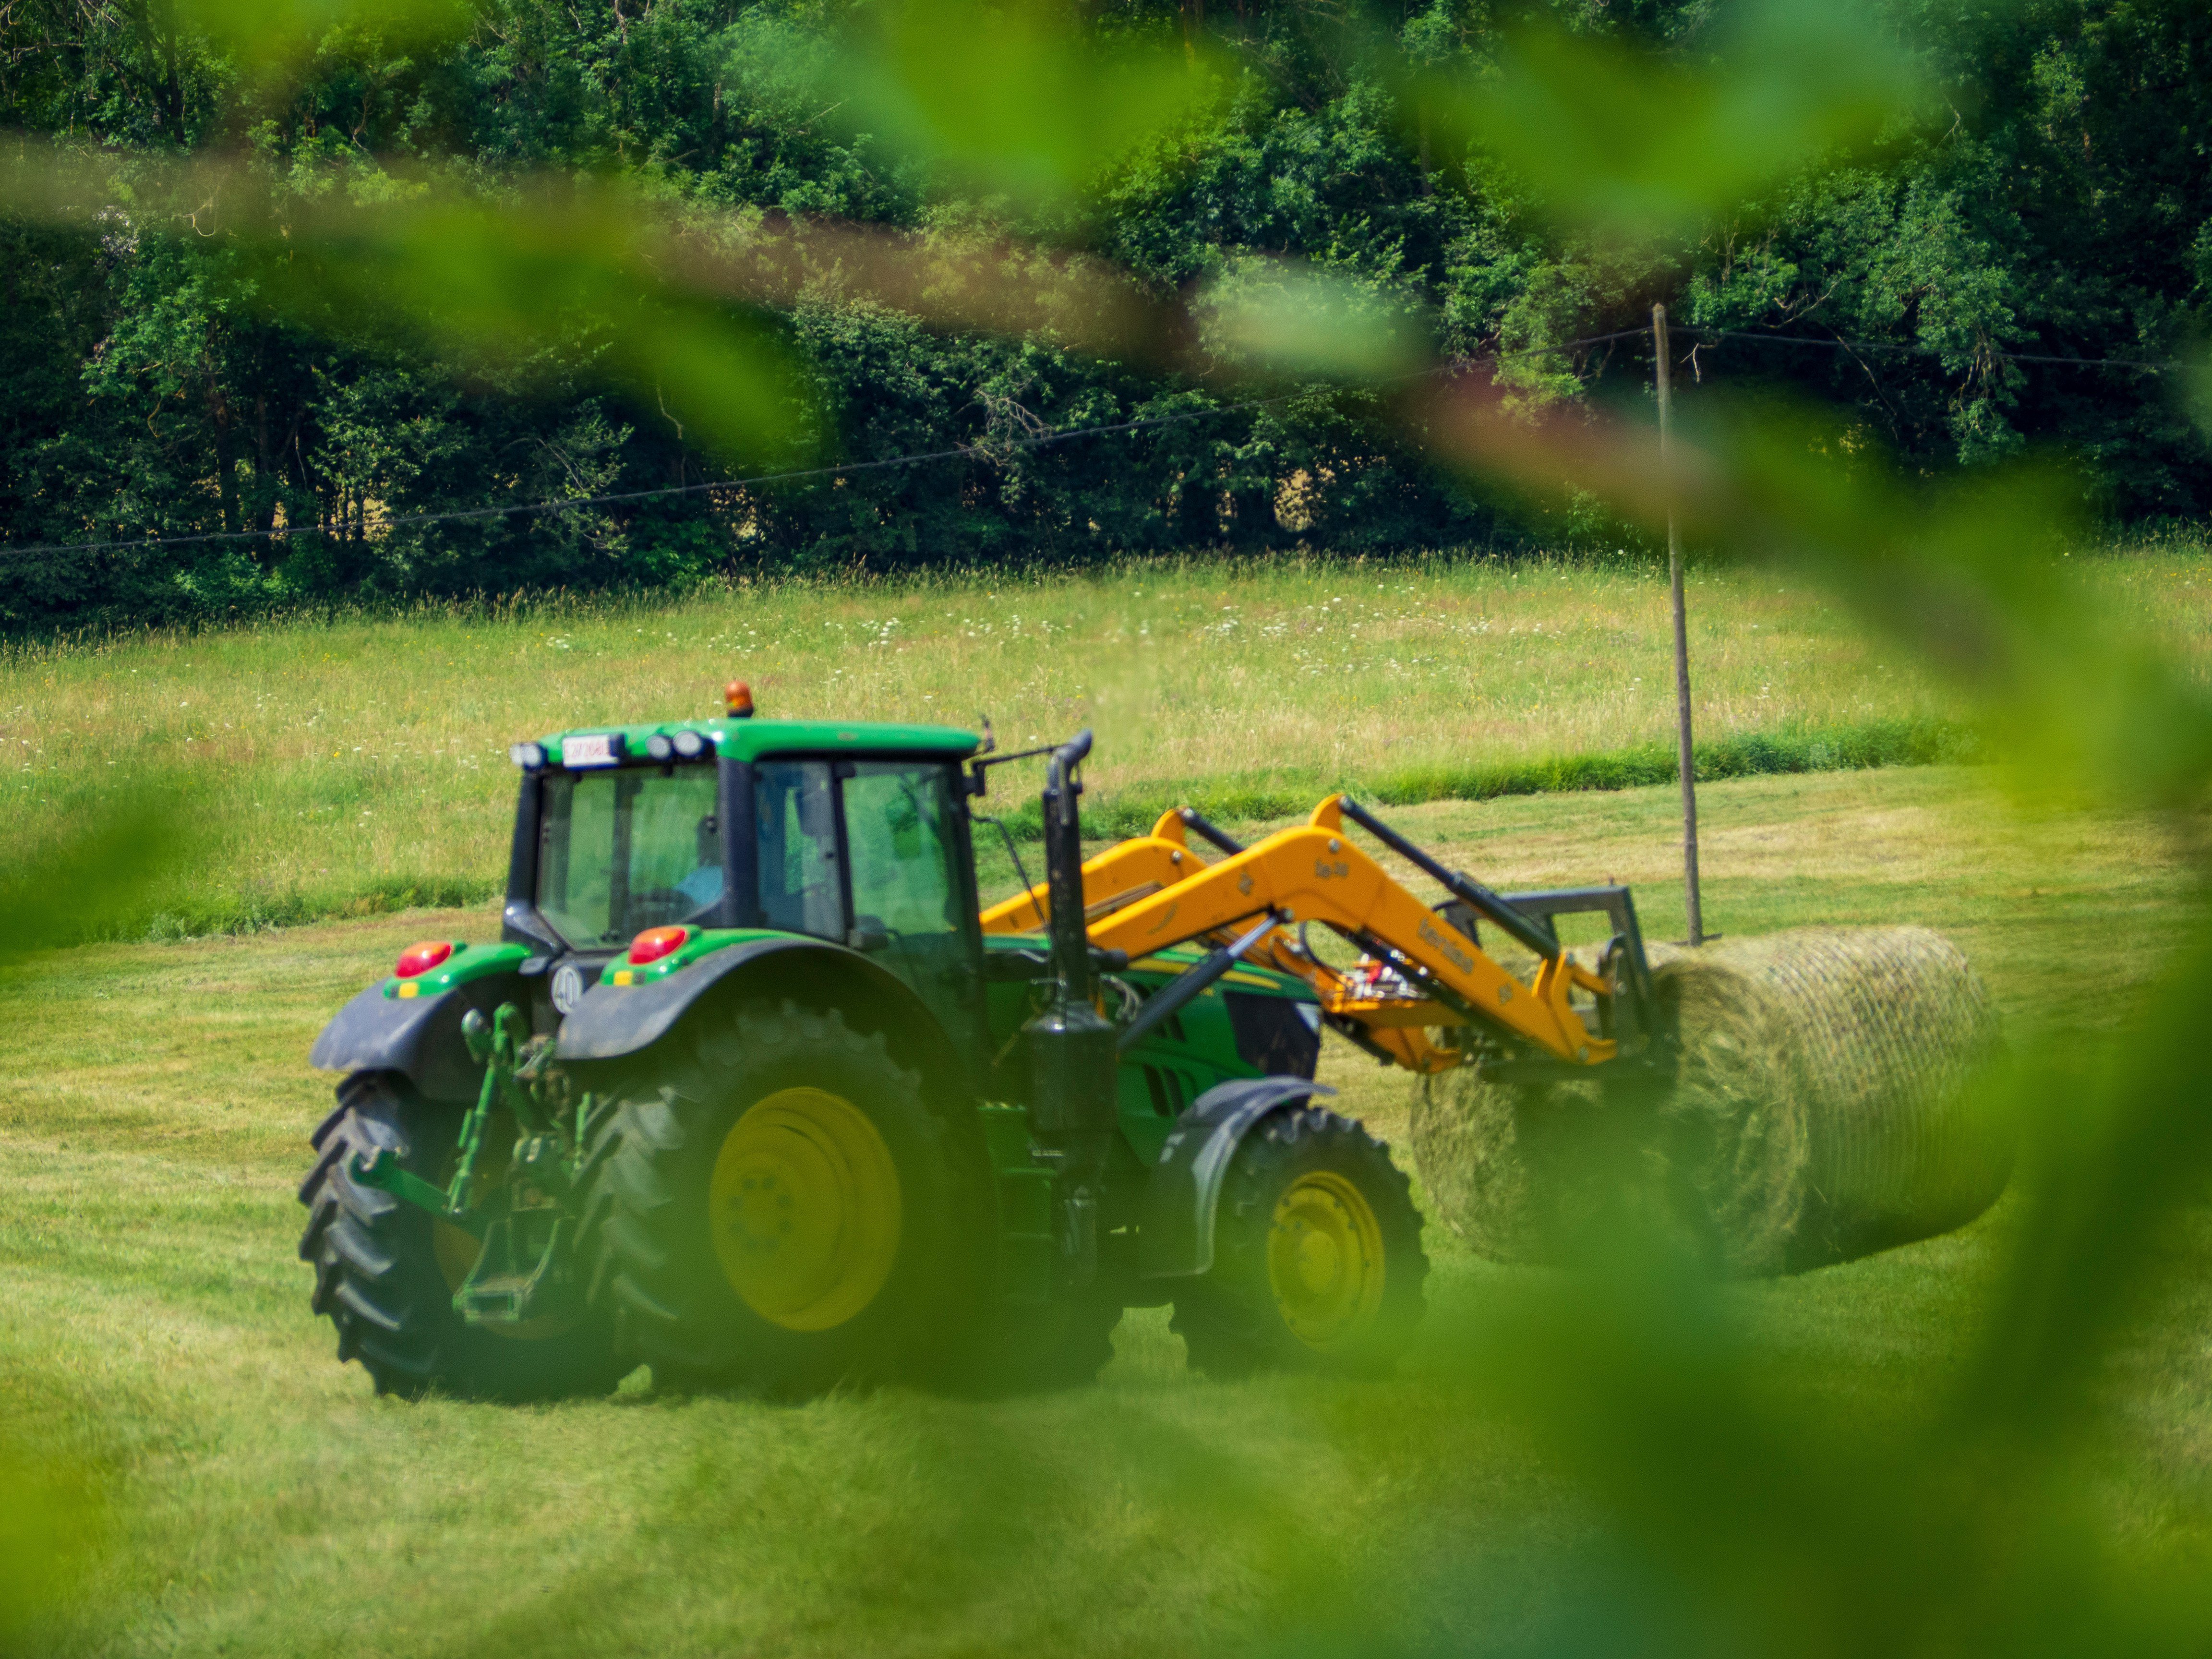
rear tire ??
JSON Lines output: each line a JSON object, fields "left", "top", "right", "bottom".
{"left": 1171, "top": 1106, "right": 1428, "bottom": 1379}
{"left": 297, "top": 1072, "right": 628, "bottom": 1401}
{"left": 580, "top": 1000, "right": 986, "bottom": 1397}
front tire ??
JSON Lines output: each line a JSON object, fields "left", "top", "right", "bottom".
{"left": 581, "top": 1000, "right": 986, "bottom": 1397}
{"left": 1171, "top": 1105, "right": 1428, "bottom": 1379}
{"left": 297, "top": 1073, "right": 628, "bottom": 1401}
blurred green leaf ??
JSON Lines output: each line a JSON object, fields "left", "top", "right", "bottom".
{"left": 0, "top": 1425, "right": 100, "bottom": 1657}
{"left": 251, "top": 180, "right": 821, "bottom": 468}
{"left": 1407, "top": 0, "right": 1937, "bottom": 242}
{"left": 1695, "top": 406, "right": 2212, "bottom": 810}
{"left": 1446, "top": 1236, "right": 2212, "bottom": 1659}
{"left": 1420, "top": 373, "right": 2212, "bottom": 808}
{"left": 171, "top": 0, "right": 471, "bottom": 69}
{"left": 817, "top": 0, "right": 1221, "bottom": 207}
{"left": 0, "top": 796, "right": 182, "bottom": 963}
{"left": 1403, "top": 316, "right": 2212, "bottom": 1655}
{"left": 0, "top": 149, "right": 825, "bottom": 470}
{"left": 1193, "top": 256, "right": 1433, "bottom": 381}
{"left": 0, "top": 803, "right": 180, "bottom": 1646}
{"left": 1972, "top": 921, "right": 2212, "bottom": 1431}
{"left": 2185, "top": 352, "right": 2212, "bottom": 439}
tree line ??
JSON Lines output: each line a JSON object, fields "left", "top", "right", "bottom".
{"left": 1, "top": 0, "right": 2207, "bottom": 631}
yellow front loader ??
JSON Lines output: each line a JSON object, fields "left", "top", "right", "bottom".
{"left": 981, "top": 793, "right": 1663, "bottom": 1087}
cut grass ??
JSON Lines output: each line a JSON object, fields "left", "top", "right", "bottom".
{"left": 22, "top": 546, "right": 2202, "bottom": 936}
{"left": 3, "top": 764, "right": 2208, "bottom": 1657}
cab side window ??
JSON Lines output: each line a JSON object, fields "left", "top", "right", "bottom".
{"left": 842, "top": 764, "right": 960, "bottom": 940}
{"left": 754, "top": 761, "right": 842, "bottom": 939}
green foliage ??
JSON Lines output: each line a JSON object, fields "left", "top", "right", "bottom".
{"left": 0, "top": 796, "right": 188, "bottom": 1652}
{"left": 2, "top": 0, "right": 2208, "bottom": 630}
{"left": 0, "top": 786, "right": 185, "bottom": 962}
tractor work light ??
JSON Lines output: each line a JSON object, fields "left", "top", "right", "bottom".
{"left": 673, "top": 729, "right": 707, "bottom": 759}
{"left": 395, "top": 940, "right": 455, "bottom": 978}
{"left": 627, "top": 926, "right": 691, "bottom": 966}
{"left": 646, "top": 733, "right": 676, "bottom": 762}
{"left": 509, "top": 741, "right": 547, "bottom": 770}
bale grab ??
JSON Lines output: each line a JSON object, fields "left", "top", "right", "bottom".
{"left": 1408, "top": 927, "right": 2010, "bottom": 1274}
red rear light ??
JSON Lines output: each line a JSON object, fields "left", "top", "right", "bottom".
{"left": 395, "top": 940, "right": 453, "bottom": 978}
{"left": 628, "top": 926, "right": 691, "bottom": 965}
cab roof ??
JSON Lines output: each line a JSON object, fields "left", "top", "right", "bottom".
{"left": 537, "top": 718, "right": 983, "bottom": 765}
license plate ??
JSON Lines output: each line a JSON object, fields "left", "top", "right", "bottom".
{"left": 561, "top": 733, "right": 617, "bottom": 768}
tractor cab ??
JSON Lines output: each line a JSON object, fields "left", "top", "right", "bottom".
{"left": 499, "top": 706, "right": 988, "bottom": 1062}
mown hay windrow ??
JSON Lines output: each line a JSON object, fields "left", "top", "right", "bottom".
{"left": 1407, "top": 926, "right": 2009, "bottom": 1275}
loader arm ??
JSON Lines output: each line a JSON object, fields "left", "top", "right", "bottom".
{"left": 1076, "top": 796, "right": 1616, "bottom": 1066}
{"left": 977, "top": 809, "right": 1438, "bottom": 1058}
{"left": 979, "top": 808, "right": 1214, "bottom": 935}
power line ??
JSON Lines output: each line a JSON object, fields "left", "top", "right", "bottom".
{"left": 6, "top": 320, "right": 2178, "bottom": 559}
{"left": 1, "top": 329, "right": 1645, "bottom": 559}
{"left": 1687, "top": 326, "right": 2183, "bottom": 372}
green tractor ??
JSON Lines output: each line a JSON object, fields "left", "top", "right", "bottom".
{"left": 301, "top": 696, "right": 1428, "bottom": 1399}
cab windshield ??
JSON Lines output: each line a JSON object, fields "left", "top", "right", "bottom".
{"left": 536, "top": 765, "right": 722, "bottom": 949}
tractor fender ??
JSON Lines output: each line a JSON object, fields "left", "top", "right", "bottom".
{"left": 308, "top": 973, "right": 529, "bottom": 1104}
{"left": 554, "top": 937, "right": 964, "bottom": 1092}
{"left": 1139, "top": 1076, "right": 1337, "bottom": 1279}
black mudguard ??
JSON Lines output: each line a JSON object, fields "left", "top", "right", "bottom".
{"left": 307, "top": 973, "right": 529, "bottom": 1103}
{"left": 1139, "top": 1076, "right": 1336, "bottom": 1279}
{"left": 555, "top": 936, "right": 944, "bottom": 1065}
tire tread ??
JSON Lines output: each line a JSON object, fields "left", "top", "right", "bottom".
{"left": 295, "top": 1071, "right": 627, "bottom": 1401}
{"left": 1172, "top": 1106, "right": 1428, "bottom": 1379}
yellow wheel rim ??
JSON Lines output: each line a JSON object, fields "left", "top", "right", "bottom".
{"left": 1266, "top": 1170, "right": 1386, "bottom": 1349}
{"left": 709, "top": 1087, "right": 902, "bottom": 1332}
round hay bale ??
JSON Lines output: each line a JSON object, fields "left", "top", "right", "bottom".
{"left": 1709, "top": 927, "right": 2009, "bottom": 1267}
{"left": 1408, "top": 938, "right": 1810, "bottom": 1275}
{"left": 1407, "top": 926, "right": 2008, "bottom": 1276}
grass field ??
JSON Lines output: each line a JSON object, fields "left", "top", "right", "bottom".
{"left": 4, "top": 545, "right": 2211, "bottom": 1655}
{"left": 4, "top": 761, "right": 2208, "bottom": 1657}
{"left": 5, "top": 543, "right": 2206, "bottom": 937}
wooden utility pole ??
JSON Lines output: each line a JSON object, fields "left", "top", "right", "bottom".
{"left": 1653, "top": 302, "right": 1704, "bottom": 946}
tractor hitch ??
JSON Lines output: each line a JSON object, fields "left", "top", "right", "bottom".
{"left": 454, "top": 1213, "right": 583, "bottom": 1327}
{"left": 351, "top": 1146, "right": 485, "bottom": 1237}
{"left": 347, "top": 998, "right": 598, "bottom": 1327}
{"left": 347, "top": 1145, "right": 585, "bottom": 1326}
